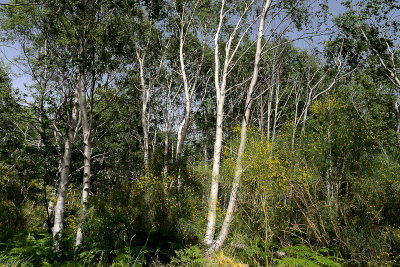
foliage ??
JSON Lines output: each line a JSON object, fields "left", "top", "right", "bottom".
{"left": 0, "top": 231, "right": 75, "bottom": 266}
{"left": 274, "top": 245, "right": 342, "bottom": 267}
{"left": 0, "top": 252, "right": 30, "bottom": 267}
{"left": 170, "top": 245, "right": 205, "bottom": 266}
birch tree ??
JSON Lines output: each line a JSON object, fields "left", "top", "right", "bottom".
{"left": 171, "top": 0, "right": 210, "bottom": 168}
{"left": 121, "top": 1, "right": 168, "bottom": 170}
{"left": 204, "top": 0, "right": 258, "bottom": 247}
{"left": 0, "top": 1, "right": 80, "bottom": 252}
{"left": 73, "top": 1, "right": 128, "bottom": 251}
{"left": 205, "top": 0, "right": 332, "bottom": 251}
{"left": 206, "top": 0, "right": 272, "bottom": 252}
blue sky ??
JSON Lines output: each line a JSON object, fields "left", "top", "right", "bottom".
{"left": 0, "top": 0, "right": 347, "bottom": 93}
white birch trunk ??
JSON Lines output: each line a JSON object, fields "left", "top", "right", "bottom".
{"left": 207, "top": 0, "right": 270, "bottom": 252}
{"left": 271, "top": 74, "right": 280, "bottom": 147}
{"left": 175, "top": 26, "right": 191, "bottom": 162}
{"left": 205, "top": 99, "right": 225, "bottom": 246}
{"left": 53, "top": 86, "right": 80, "bottom": 253}
{"left": 205, "top": 0, "right": 256, "bottom": 247}
{"left": 301, "top": 94, "right": 312, "bottom": 136}
{"left": 163, "top": 113, "right": 171, "bottom": 178}
{"left": 175, "top": 19, "right": 205, "bottom": 164}
{"left": 204, "top": 0, "right": 226, "bottom": 245}
{"left": 75, "top": 71, "right": 92, "bottom": 251}
{"left": 136, "top": 37, "right": 167, "bottom": 171}
{"left": 139, "top": 57, "right": 150, "bottom": 170}
{"left": 266, "top": 78, "right": 274, "bottom": 142}
{"left": 259, "top": 95, "right": 265, "bottom": 140}
{"left": 291, "top": 90, "right": 300, "bottom": 151}
{"left": 163, "top": 83, "right": 176, "bottom": 178}
{"left": 395, "top": 99, "right": 400, "bottom": 150}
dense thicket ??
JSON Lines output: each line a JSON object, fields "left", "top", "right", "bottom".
{"left": 0, "top": 0, "right": 400, "bottom": 266}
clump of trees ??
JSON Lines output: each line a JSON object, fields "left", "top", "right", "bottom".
{"left": 0, "top": 0, "right": 400, "bottom": 266}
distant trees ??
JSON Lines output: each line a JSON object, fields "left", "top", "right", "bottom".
{"left": 0, "top": 0, "right": 127, "bottom": 252}
{"left": 332, "top": 0, "right": 400, "bottom": 150}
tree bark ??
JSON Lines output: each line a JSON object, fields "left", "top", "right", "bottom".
{"left": 53, "top": 85, "right": 80, "bottom": 253}
{"left": 175, "top": 13, "right": 206, "bottom": 170}
{"left": 163, "top": 80, "right": 176, "bottom": 179}
{"left": 395, "top": 99, "right": 400, "bottom": 150}
{"left": 207, "top": 0, "right": 270, "bottom": 252}
{"left": 204, "top": 0, "right": 255, "bottom": 247}
{"left": 271, "top": 72, "right": 280, "bottom": 146}
{"left": 75, "top": 70, "right": 92, "bottom": 251}
{"left": 204, "top": 0, "right": 226, "bottom": 246}
{"left": 266, "top": 75, "right": 274, "bottom": 142}
{"left": 138, "top": 53, "right": 150, "bottom": 170}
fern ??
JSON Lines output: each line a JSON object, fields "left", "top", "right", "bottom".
{"left": 170, "top": 246, "right": 205, "bottom": 266}
{"left": 274, "top": 245, "right": 342, "bottom": 267}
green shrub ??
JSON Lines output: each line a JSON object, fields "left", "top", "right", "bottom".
{"left": 170, "top": 246, "right": 205, "bottom": 266}
{"left": 274, "top": 245, "right": 342, "bottom": 267}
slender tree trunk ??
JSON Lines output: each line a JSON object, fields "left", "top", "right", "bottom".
{"left": 151, "top": 121, "right": 158, "bottom": 157}
{"left": 175, "top": 23, "right": 205, "bottom": 185}
{"left": 137, "top": 42, "right": 166, "bottom": 170}
{"left": 53, "top": 86, "right": 80, "bottom": 253}
{"left": 39, "top": 38, "right": 54, "bottom": 233}
{"left": 205, "top": 99, "right": 225, "bottom": 246}
{"left": 260, "top": 95, "right": 265, "bottom": 140}
{"left": 176, "top": 101, "right": 190, "bottom": 189}
{"left": 163, "top": 119, "right": 170, "bottom": 178}
{"left": 43, "top": 127, "right": 63, "bottom": 232}
{"left": 75, "top": 71, "right": 92, "bottom": 251}
{"left": 207, "top": 0, "right": 271, "bottom": 252}
{"left": 176, "top": 103, "right": 191, "bottom": 162}
{"left": 175, "top": 26, "right": 191, "bottom": 163}
{"left": 163, "top": 86, "right": 175, "bottom": 179}
{"left": 291, "top": 91, "right": 300, "bottom": 151}
{"left": 204, "top": 0, "right": 255, "bottom": 247}
{"left": 395, "top": 99, "right": 400, "bottom": 150}
{"left": 137, "top": 52, "right": 150, "bottom": 170}
{"left": 326, "top": 122, "right": 335, "bottom": 207}
{"left": 266, "top": 86, "right": 273, "bottom": 143}
{"left": 43, "top": 186, "right": 57, "bottom": 232}
{"left": 271, "top": 74, "right": 280, "bottom": 147}
{"left": 204, "top": 111, "right": 208, "bottom": 167}
{"left": 301, "top": 93, "right": 312, "bottom": 136}
{"left": 204, "top": 0, "right": 228, "bottom": 244}
{"left": 142, "top": 88, "right": 150, "bottom": 170}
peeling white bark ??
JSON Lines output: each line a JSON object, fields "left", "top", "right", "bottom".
{"left": 53, "top": 85, "right": 80, "bottom": 253}
{"left": 204, "top": 0, "right": 227, "bottom": 246}
{"left": 207, "top": 0, "right": 270, "bottom": 252}
{"left": 205, "top": 0, "right": 256, "bottom": 247}
{"left": 75, "top": 71, "right": 92, "bottom": 251}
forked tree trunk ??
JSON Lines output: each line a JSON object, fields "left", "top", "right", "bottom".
{"left": 207, "top": 0, "right": 270, "bottom": 252}
{"left": 204, "top": 0, "right": 227, "bottom": 245}
{"left": 136, "top": 34, "right": 166, "bottom": 171}
{"left": 205, "top": 0, "right": 256, "bottom": 247}
{"left": 175, "top": 15, "right": 206, "bottom": 186}
{"left": 53, "top": 86, "right": 80, "bottom": 253}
